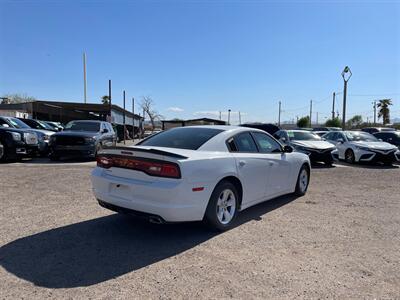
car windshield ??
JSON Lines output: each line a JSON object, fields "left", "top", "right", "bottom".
{"left": 288, "top": 131, "right": 321, "bottom": 141}
{"left": 65, "top": 121, "right": 100, "bottom": 132}
{"left": 346, "top": 132, "right": 378, "bottom": 142}
{"left": 37, "top": 120, "right": 55, "bottom": 130}
{"left": 8, "top": 118, "right": 31, "bottom": 129}
{"left": 139, "top": 127, "right": 223, "bottom": 150}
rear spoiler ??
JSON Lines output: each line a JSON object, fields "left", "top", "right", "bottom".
{"left": 101, "top": 146, "right": 188, "bottom": 159}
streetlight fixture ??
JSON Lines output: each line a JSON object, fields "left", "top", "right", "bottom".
{"left": 341, "top": 66, "right": 352, "bottom": 130}
{"left": 228, "top": 109, "right": 231, "bottom": 125}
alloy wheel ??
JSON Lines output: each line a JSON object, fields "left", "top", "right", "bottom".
{"left": 298, "top": 168, "right": 309, "bottom": 193}
{"left": 216, "top": 189, "right": 236, "bottom": 225}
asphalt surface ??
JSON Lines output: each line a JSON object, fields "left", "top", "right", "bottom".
{"left": 0, "top": 160, "right": 399, "bottom": 299}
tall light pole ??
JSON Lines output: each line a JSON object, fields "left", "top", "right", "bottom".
{"left": 83, "top": 52, "right": 87, "bottom": 104}
{"left": 309, "top": 100, "right": 313, "bottom": 128}
{"left": 239, "top": 111, "right": 242, "bottom": 125}
{"left": 228, "top": 109, "right": 231, "bottom": 125}
{"left": 341, "top": 66, "right": 352, "bottom": 130}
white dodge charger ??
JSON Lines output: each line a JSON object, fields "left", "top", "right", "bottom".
{"left": 91, "top": 126, "right": 311, "bottom": 230}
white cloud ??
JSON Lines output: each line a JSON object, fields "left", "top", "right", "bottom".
{"left": 167, "top": 107, "right": 184, "bottom": 112}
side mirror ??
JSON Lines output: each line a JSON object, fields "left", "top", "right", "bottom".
{"left": 378, "top": 138, "right": 383, "bottom": 142}
{"left": 337, "top": 138, "right": 344, "bottom": 144}
{"left": 102, "top": 128, "right": 109, "bottom": 133}
{"left": 283, "top": 145, "right": 293, "bottom": 153}
{"left": 280, "top": 137, "right": 287, "bottom": 143}
{"left": 322, "top": 138, "right": 327, "bottom": 141}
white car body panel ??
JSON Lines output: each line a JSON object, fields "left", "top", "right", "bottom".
{"left": 91, "top": 126, "right": 310, "bottom": 222}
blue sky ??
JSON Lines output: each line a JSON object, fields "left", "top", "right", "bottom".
{"left": 1, "top": 0, "right": 399, "bottom": 124}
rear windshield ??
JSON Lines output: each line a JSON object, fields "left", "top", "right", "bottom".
{"left": 139, "top": 127, "right": 223, "bottom": 150}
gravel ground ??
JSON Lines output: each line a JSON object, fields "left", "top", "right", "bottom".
{"left": 0, "top": 160, "right": 399, "bottom": 299}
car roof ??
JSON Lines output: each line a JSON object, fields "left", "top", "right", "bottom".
{"left": 68, "top": 120, "right": 104, "bottom": 123}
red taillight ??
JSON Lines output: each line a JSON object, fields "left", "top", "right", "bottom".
{"left": 96, "top": 155, "right": 181, "bottom": 179}
{"left": 97, "top": 156, "right": 113, "bottom": 169}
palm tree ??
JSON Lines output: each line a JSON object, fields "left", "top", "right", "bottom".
{"left": 101, "top": 95, "right": 110, "bottom": 105}
{"left": 377, "top": 99, "right": 392, "bottom": 125}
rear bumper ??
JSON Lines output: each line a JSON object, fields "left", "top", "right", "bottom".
{"left": 91, "top": 167, "right": 212, "bottom": 222}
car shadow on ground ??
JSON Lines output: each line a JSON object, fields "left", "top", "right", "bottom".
{"left": 0, "top": 194, "right": 297, "bottom": 288}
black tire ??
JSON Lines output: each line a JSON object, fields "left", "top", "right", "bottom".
{"left": 294, "top": 164, "right": 310, "bottom": 196}
{"left": 0, "top": 141, "right": 7, "bottom": 162}
{"left": 324, "top": 159, "right": 333, "bottom": 167}
{"left": 204, "top": 181, "right": 240, "bottom": 231}
{"left": 345, "top": 149, "right": 355, "bottom": 164}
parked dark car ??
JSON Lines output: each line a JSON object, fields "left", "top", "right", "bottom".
{"left": 0, "top": 127, "right": 39, "bottom": 162}
{"left": 373, "top": 131, "right": 400, "bottom": 149}
{"left": 361, "top": 127, "right": 395, "bottom": 134}
{"left": 274, "top": 129, "right": 336, "bottom": 165}
{"left": 17, "top": 118, "right": 58, "bottom": 132}
{"left": 240, "top": 123, "right": 280, "bottom": 135}
{"left": 49, "top": 120, "right": 117, "bottom": 160}
{"left": 0, "top": 116, "right": 53, "bottom": 155}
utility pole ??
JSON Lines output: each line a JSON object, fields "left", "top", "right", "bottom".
{"left": 228, "top": 109, "right": 231, "bottom": 125}
{"left": 123, "top": 90, "right": 126, "bottom": 145}
{"left": 278, "top": 101, "right": 282, "bottom": 127}
{"left": 239, "top": 111, "right": 242, "bottom": 125}
{"left": 316, "top": 112, "right": 319, "bottom": 125}
{"left": 83, "top": 52, "right": 87, "bottom": 103}
{"left": 142, "top": 107, "right": 145, "bottom": 138}
{"left": 373, "top": 100, "right": 377, "bottom": 125}
{"left": 309, "top": 100, "right": 313, "bottom": 128}
{"left": 332, "top": 92, "right": 336, "bottom": 120}
{"left": 219, "top": 111, "right": 221, "bottom": 120}
{"left": 132, "top": 97, "right": 135, "bottom": 143}
{"left": 108, "top": 80, "right": 112, "bottom": 122}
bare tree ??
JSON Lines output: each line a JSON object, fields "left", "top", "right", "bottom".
{"left": 140, "top": 96, "right": 163, "bottom": 131}
{"left": 1, "top": 93, "right": 36, "bottom": 104}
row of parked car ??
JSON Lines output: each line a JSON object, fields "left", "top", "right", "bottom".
{"left": 0, "top": 116, "right": 117, "bottom": 162}
{"left": 272, "top": 127, "right": 400, "bottom": 166}
{"left": 1, "top": 115, "right": 399, "bottom": 166}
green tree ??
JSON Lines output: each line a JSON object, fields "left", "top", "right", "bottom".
{"left": 297, "top": 116, "right": 310, "bottom": 128}
{"left": 101, "top": 95, "right": 110, "bottom": 105}
{"left": 346, "top": 115, "right": 363, "bottom": 128}
{"left": 377, "top": 99, "right": 393, "bottom": 125}
{"left": 325, "top": 117, "right": 341, "bottom": 127}
{"left": 1, "top": 93, "right": 36, "bottom": 104}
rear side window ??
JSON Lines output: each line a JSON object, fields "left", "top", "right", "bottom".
{"left": 232, "top": 132, "right": 258, "bottom": 153}
{"left": 139, "top": 127, "right": 223, "bottom": 150}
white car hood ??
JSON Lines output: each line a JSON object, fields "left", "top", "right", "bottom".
{"left": 351, "top": 141, "right": 397, "bottom": 151}
{"left": 291, "top": 140, "right": 335, "bottom": 150}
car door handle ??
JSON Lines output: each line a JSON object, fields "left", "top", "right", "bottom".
{"left": 238, "top": 160, "right": 246, "bottom": 167}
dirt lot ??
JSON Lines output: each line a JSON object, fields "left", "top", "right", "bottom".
{"left": 0, "top": 160, "right": 399, "bottom": 299}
